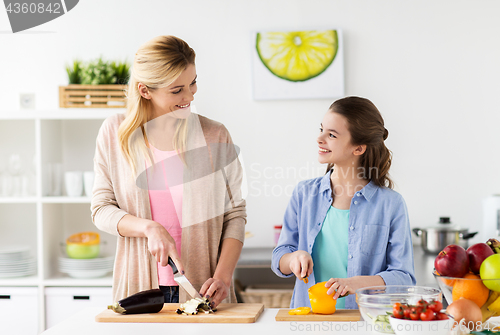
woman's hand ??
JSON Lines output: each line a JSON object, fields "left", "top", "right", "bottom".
{"left": 287, "top": 250, "right": 314, "bottom": 280}
{"left": 144, "top": 220, "right": 183, "bottom": 273}
{"left": 199, "top": 277, "right": 230, "bottom": 309}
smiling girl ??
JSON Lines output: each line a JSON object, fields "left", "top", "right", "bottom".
{"left": 272, "top": 96, "right": 415, "bottom": 309}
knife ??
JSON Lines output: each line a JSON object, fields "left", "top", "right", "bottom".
{"left": 168, "top": 257, "right": 203, "bottom": 300}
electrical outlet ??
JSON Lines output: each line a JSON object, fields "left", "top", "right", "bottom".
{"left": 20, "top": 93, "right": 35, "bottom": 109}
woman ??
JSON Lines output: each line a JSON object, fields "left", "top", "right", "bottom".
{"left": 91, "top": 35, "right": 246, "bottom": 308}
{"left": 272, "top": 96, "right": 415, "bottom": 309}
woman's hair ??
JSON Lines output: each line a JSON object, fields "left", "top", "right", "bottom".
{"left": 118, "top": 35, "right": 196, "bottom": 177}
{"left": 326, "top": 96, "right": 394, "bottom": 189}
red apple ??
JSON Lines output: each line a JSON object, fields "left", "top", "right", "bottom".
{"left": 467, "top": 243, "right": 495, "bottom": 274}
{"left": 434, "top": 244, "right": 469, "bottom": 278}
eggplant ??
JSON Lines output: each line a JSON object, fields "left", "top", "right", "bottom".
{"left": 108, "top": 289, "right": 164, "bottom": 314}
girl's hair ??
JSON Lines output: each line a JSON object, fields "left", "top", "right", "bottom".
{"left": 118, "top": 35, "right": 195, "bottom": 177}
{"left": 326, "top": 96, "right": 394, "bottom": 189}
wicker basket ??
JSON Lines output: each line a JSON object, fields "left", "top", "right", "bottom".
{"left": 59, "top": 85, "right": 127, "bottom": 108}
{"left": 238, "top": 285, "right": 294, "bottom": 308}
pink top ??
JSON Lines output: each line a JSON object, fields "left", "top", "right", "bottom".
{"left": 145, "top": 145, "right": 184, "bottom": 286}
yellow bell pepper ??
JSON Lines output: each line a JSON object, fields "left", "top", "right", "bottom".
{"left": 288, "top": 307, "right": 311, "bottom": 315}
{"left": 308, "top": 282, "right": 337, "bottom": 314}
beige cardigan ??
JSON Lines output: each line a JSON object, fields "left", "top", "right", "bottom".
{"left": 90, "top": 112, "right": 246, "bottom": 303}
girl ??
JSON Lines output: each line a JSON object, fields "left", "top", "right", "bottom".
{"left": 272, "top": 96, "right": 415, "bottom": 309}
{"left": 91, "top": 36, "right": 246, "bottom": 308}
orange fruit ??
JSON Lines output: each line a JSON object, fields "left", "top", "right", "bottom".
{"left": 452, "top": 273, "right": 489, "bottom": 308}
{"left": 435, "top": 270, "right": 456, "bottom": 287}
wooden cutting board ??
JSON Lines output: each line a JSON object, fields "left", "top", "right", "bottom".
{"left": 95, "top": 303, "right": 264, "bottom": 323}
{"left": 275, "top": 309, "right": 360, "bottom": 321}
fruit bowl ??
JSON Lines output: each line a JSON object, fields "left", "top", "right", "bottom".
{"left": 356, "top": 285, "right": 442, "bottom": 334}
{"left": 433, "top": 271, "right": 500, "bottom": 324}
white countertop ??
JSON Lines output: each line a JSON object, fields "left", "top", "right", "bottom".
{"left": 41, "top": 307, "right": 375, "bottom": 335}
{"left": 41, "top": 306, "right": 500, "bottom": 335}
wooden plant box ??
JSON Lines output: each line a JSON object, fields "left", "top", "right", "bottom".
{"left": 59, "top": 84, "right": 127, "bottom": 108}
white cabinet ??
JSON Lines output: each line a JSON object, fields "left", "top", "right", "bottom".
{"left": 0, "top": 109, "right": 123, "bottom": 333}
{"left": 45, "top": 287, "right": 112, "bottom": 329}
{"left": 0, "top": 287, "right": 39, "bottom": 334}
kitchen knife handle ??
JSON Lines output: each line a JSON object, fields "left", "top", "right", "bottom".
{"left": 167, "top": 257, "right": 179, "bottom": 275}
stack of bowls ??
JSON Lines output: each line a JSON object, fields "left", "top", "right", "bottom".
{"left": 58, "top": 232, "right": 113, "bottom": 278}
{"left": 58, "top": 255, "right": 114, "bottom": 278}
{"left": 66, "top": 232, "right": 100, "bottom": 259}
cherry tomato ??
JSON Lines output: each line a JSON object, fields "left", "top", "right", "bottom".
{"left": 403, "top": 305, "right": 412, "bottom": 319}
{"left": 435, "top": 312, "right": 449, "bottom": 320}
{"left": 416, "top": 298, "right": 428, "bottom": 309}
{"left": 428, "top": 300, "right": 443, "bottom": 313}
{"left": 409, "top": 307, "right": 420, "bottom": 321}
{"left": 392, "top": 303, "right": 404, "bottom": 319}
{"left": 420, "top": 308, "right": 434, "bottom": 321}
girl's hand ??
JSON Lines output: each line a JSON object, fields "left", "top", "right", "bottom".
{"left": 144, "top": 221, "right": 183, "bottom": 273}
{"left": 199, "top": 278, "right": 229, "bottom": 309}
{"left": 325, "top": 278, "right": 355, "bottom": 299}
{"left": 288, "top": 250, "right": 314, "bottom": 280}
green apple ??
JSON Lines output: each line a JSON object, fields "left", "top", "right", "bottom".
{"left": 480, "top": 254, "right": 500, "bottom": 291}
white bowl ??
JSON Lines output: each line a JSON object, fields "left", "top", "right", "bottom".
{"left": 388, "top": 315, "right": 454, "bottom": 335}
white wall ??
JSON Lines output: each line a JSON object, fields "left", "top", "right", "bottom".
{"left": 1, "top": 0, "right": 499, "bottom": 247}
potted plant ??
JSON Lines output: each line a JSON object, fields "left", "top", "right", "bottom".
{"left": 59, "top": 58, "right": 130, "bottom": 108}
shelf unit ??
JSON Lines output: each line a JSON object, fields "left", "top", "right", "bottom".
{"left": 0, "top": 109, "right": 123, "bottom": 333}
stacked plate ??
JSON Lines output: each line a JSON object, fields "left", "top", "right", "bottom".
{"left": 58, "top": 256, "right": 114, "bottom": 279}
{"left": 0, "top": 246, "right": 37, "bottom": 278}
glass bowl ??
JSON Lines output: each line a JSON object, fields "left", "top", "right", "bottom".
{"left": 433, "top": 271, "right": 500, "bottom": 325}
{"left": 388, "top": 315, "right": 454, "bottom": 335}
{"left": 356, "top": 285, "right": 442, "bottom": 334}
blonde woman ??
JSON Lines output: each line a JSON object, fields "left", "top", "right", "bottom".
{"left": 91, "top": 35, "right": 246, "bottom": 308}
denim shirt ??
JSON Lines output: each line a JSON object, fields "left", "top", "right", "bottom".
{"left": 271, "top": 171, "right": 416, "bottom": 309}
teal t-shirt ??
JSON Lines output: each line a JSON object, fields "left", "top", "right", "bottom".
{"left": 311, "top": 206, "right": 349, "bottom": 309}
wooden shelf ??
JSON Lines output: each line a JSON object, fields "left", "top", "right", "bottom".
{"left": 0, "top": 109, "right": 124, "bottom": 120}
{"left": 41, "top": 196, "right": 91, "bottom": 204}
{"left": 43, "top": 275, "right": 113, "bottom": 287}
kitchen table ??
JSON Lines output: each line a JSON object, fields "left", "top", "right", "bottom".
{"left": 41, "top": 306, "right": 381, "bottom": 335}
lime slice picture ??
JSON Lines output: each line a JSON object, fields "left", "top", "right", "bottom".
{"left": 256, "top": 30, "right": 338, "bottom": 82}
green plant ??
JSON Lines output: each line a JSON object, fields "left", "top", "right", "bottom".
{"left": 111, "top": 61, "right": 130, "bottom": 85}
{"left": 81, "top": 57, "right": 117, "bottom": 85}
{"left": 66, "top": 60, "right": 82, "bottom": 84}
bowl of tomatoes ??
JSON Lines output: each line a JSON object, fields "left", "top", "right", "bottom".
{"left": 389, "top": 299, "right": 453, "bottom": 335}
{"left": 356, "top": 285, "right": 443, "bottom": 334}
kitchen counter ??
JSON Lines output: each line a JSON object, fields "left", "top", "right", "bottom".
{"left": 41, "top": 246, "right": 441, "bottom": 334}
{"left": 39, "top": 305, "right": 500, "bottom": 335}
{"left": 39, "top": 306, "right": 379, "bottom": 335}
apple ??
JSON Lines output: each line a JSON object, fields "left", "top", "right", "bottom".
{"left": 434, "top": 244, "right": 469, "bottom": 278}
{"left": 480, "top": 254, "right": 500, "bottom": 292}
{"left": 467, "top": 243, "right": 495, "bottom": 274}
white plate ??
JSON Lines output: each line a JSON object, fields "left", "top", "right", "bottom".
{"left": 0, "top": 245, "right": 30, "bottom": 254}
{"left": 0, "top": 260, "right": 36, "bottom": 271}
{"left": 0, "top": 258, "right": 36, "bottom": 266}
{"left": 61, "top": 268, "right": 111, "bottom": 279}
{"left": 59, "top": 256, "right": 115, "bottom": 263}
{"left": 0, "top": 267, "right": 36, "bottom": 278}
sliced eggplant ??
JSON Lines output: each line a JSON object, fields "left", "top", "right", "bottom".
{"left": 175, "top": 297, "right": 215, "bottom": 315}
{"left": 108, "top": 289, "right": 164, "bottom": 314}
